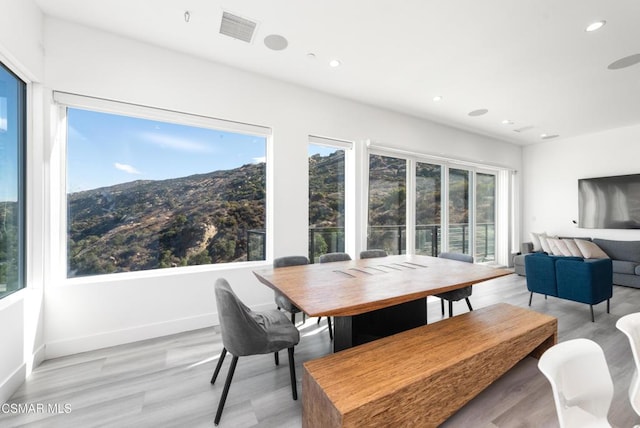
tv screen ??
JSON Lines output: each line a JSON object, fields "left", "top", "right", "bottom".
{"left": 579, "top": 173, "right": 640, "bottom": 229}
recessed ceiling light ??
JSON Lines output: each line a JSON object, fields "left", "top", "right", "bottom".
{"left": 433, "top": 95, "right": 443, "bottom": 102}
{"left": 468, "top": 109, "right": 488, "bottom": 117}
{"left": 264, "top": 34, "right": 288, "bottom": 51}
{"left": 585, "top": 20, "right": 606, "bottom": 32}
{"left": 329, "top": 59, "right": 341, "bottom": 68}
{"left": 541, "top": 133, "right": 560, "bottom": 140}
{"left": 306, "top": 52, "right": 316, "bottom": 59}
{"left": 501, "top": 119, "right": 514, "bottom": 125}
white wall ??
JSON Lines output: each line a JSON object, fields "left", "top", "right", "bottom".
{"left": 522, "top": 124, "right": 640, "bottom": 241}
{"left": 0, "top": 0, "right": 44, "bottom": 404}
{"left": 39, "top": 17, "right": 522, "bottom": 359}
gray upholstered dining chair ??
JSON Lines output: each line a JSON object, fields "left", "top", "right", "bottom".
{"left": 319, "top": 252, "right": 352, "bottom": 263}
{"left": 435, "top": 252, "right": 474, "bottom": 318}
{"left": 359, "top": 249, "right": 388, "bottom": 259}
{"left": 274, "top": 255, "right": 333, "bottom": 340}
{"left": 211, "top": 278, "right": 300, "bottom": 426}
{"left": 317, "top": 252, "right": 351, "bottom": 338}
{"left": 273, "top": 256, "right": 308, "bottom": 324}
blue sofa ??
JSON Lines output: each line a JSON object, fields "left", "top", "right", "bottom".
{"left": 524, "top": 253, "right": 613, "bottom": 322}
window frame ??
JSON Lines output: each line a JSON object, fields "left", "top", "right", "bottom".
{"left": 0, "top": 60, "right": 27, "bottom": 300}
{"left": 52, "top": 92, "right": 273, "bottom": 282}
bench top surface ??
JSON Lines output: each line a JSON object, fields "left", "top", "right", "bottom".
{"left": 303, "top": 303, "right": 556, "bottom": 413}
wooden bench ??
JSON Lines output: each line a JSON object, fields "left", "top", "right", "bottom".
{"left": 302, "top": 303, "right": 557, "bottom": 427}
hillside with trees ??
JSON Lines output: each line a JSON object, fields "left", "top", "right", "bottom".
{"left": 67, "top": 163, "right": 265, "bottom": 277}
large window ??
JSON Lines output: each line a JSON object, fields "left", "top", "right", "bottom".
{"left": 366, "top": 149, "right": 504, "bottom": 263}
{"left": 0, "top": 62, "right": 26, "bottom": 298}
{"left": 367, "top": 154, "right": 406, "bottom": 254}
{"left": 308, "top": 140, "right": 347, "bottom": 262}
{"left": 61, "top": 97, "right": 268, "bottom": 278}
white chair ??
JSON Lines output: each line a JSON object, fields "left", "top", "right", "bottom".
{"left": 538, "top": 338, "right": 613, "bottom": 428}
{"left": 617, "top": 313, "right": 640, "bottom": 417}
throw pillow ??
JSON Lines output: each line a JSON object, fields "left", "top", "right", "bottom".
{"left": 539, "top": 234, "right": 554, "bottom": 254}
{"left": 530, "top": 232, "right": 546, "bottom": 252}
{"left": 549, "top": 238, "right": 572, "bottom": 256}
{"left": 562, "top": 239, "right": 584, "bottom": 257}
{"left": 574, "top": 239, "right": 609, "bottom": 259}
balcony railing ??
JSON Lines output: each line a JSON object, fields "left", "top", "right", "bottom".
{"left": 247, "top": 223, "right": 495, "bottom": 263}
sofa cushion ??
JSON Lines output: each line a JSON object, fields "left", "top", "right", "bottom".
{"left": 562, "top": 239, "right": 584, "bottom": 257}
{"left": 575, "top": 239, "right": 609, "bottom": 259}
{"left": 548, "top": 238, "right": 572, "bottom": 256}
{"left": 539, "top": 235, "right": 555, "bottom": 254}
{"left": 530, "top": 232, "right": 546, "bottom": 252}
{"left": 593, "top": 238, "right": 640, "bottom": 263}
{"left": 613, "top": 260, "right": 640, "bottom": 275}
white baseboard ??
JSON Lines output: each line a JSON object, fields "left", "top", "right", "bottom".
{"left": 44, "top": 302, "right": 274, "bottom": 359}
{"left": 0, "top": 363, "right": 26, "bottom": 404}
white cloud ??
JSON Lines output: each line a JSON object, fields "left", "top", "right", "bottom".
{"left": 252, "top": 156, "right": 266, "bottom": 164}
{"left": 67, "top": 125, "right": 87, "bottom": 141}
{"left": 139, "top": 132, "right": 213, "bottom": 153}
{"left": 115, "top": 163, "right": 141, "bottom": 174}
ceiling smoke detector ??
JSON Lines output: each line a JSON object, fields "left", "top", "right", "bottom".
{"left": 219, "top": 11, "right": 257, "bottom": 43}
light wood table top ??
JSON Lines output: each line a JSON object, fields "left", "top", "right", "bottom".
{"left": 253, "top": 255, "right": 512, "bottom": 317}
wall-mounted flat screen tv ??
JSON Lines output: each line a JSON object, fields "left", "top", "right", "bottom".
{"left": 579, "top": 173, "right": 640, "bottom": 229}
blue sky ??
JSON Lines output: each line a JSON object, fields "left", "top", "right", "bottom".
{"left": 67, "top": 108, "right": 267, "bottom": 193}
{"left": 0, "top": 66, "right": 20, "bottom": 203}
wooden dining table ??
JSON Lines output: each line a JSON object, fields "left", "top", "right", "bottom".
{"left": 253, "top": 254, "right": 512, "bottom": 352}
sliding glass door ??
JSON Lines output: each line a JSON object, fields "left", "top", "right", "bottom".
{"left": 367, "top": 154, "right": 406, "bottom": 254}
{"left": 448, "top": 168, "right": 470, "bottom": 254}
{"left": 415, "top": 162, "right": 441, "bottom": 256}
{"left": 475, "top": 172, "right": 496, "bottom": 262}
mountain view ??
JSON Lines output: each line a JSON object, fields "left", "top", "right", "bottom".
{"left": 65, "top": 153, "right": 491, "bottom": 278}
{"left": 68, "top": 163, "right": 265, "bottom": 277}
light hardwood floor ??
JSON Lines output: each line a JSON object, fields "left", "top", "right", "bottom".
{"left": 1, "top": 273, "right": 639, "bottom": 428}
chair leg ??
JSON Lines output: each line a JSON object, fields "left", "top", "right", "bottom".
{"left": 214, "top": 355, "right": 239, "bottom": 426}
{"left": 327, "top": 316, "right": 333, "bottom": 340}
{"left": 211, "top": 348, "right": 227, "bottom": 384}
{"left": 590, "top": 305, "right": 595, "bottom": 323}
{"left": 291, "top": 313, "right": 296, "bottom": 324}
{"left": 287, "top": 347, "right": 298, "bottom": 400}
{"left": 448, "top": 300, "right": 453, "bottom": 318}
{"left": 465, "top": 297, "right": 473, "bottom": 312}
{"left": 440, "top": 298, "right": 445, "bottom": 317}
{"left": 274, "top": 351, "right": 279, "bottom": 366}
{"left": 317, "top": 317, "right": 321, "bottom": 325}
{"left": 528, "top": 292, "right": 533, "bottom": 306}
{"left": 607, "top": 299, "right": 610, "bottom": 313}
{"left": 545, "top": 294, "right": 548, "bottom": 300}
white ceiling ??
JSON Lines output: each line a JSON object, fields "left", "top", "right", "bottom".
{"left": 34, "top": 0, "right": 640, "bottom": 145}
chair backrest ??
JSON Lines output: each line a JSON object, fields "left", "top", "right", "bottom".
{"left": 274, "top": 255, "right": 309, "bottom": 268}
{"left": 538, "top": 338, "right": 613, "bottom": 428}
{"left": 617, "top": 313, "right": 640, "bottom": 363}
{"left": 319, "top": 252, "right": 352, "bottom": 263}
{"left": 214, "top": 278, "right": 269, "bottom": 356}
{"left": 616, "top": 313, "right": 640, "bottom": 389}
{"left": 438, "top": 252, "right": 473, "bottom": 264}
{"left": 359, "top": 249, "right": 388, "bottom": 259}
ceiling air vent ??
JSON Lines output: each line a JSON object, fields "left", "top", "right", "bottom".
{"left": 219, "top": 11, "right": 257, "bottom": 43}
{"left": 513, "top": 126, "right": 534, "bottom": 133}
